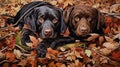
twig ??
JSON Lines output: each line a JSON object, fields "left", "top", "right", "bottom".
{"left": 0, "top": 60, "right": 9, "bottom": 64}
{"left": 15, "top": 44, "right": 29, "bottom": 53}
{"left": 0, "top": 59, "right": 19, "bottom": 64}
{"left": 0, "top": 32, "right": 15, "bottom": 40}
{"left": 0, "top": 47, "right": 8, "bottom": 52}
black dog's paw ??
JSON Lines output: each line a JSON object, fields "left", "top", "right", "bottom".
{"left": 21, "top": 29, "right": 37, "bottom": 46}
{"left": 36, "top": 43, "right": 47, "bottom": 57}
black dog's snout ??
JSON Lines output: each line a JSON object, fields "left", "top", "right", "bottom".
{"left": 44, "top": 29, "right": 52, "bottom": 35}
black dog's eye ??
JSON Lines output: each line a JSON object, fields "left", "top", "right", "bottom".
{"left": 74, "top": 16, "right": 80, "bottom": 22}
{"left": 39, "top": 17, "right": 44, "bottom": 23}
{"left": 52, "top": 18, "right": 58, "bottom": 23}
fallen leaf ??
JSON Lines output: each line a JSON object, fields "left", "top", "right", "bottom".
{"left": 50, "top": 1, "right": 57, "bottom": 6}
{"left": 84, "top": 33, "right": 99, "bottom": 41}
{"left": 111, "top": 49, "right": 120, "bottom": 61}
{"left": 29, "top": 35, "right": 39, "bottom": 47}
{"left": 56, "top": 62, "right": 63, "bottom": 67}
{"left": 58, "top": 0, "right": 64, "bottom": 4}
{"left": 5, "top": 34, "right": 16, "bottom": 50}
{"left": 47, "top": 48, "right": 59, "bottom": 56}
{"left": 48, "top": 61, "right": 56, "bottom": 67}
{"left": 13, "top": 49, "right": 22, "bottom": 59}
{"left": 5, "top": 51, "right": 16, "bottom": 62}
{"left": 18, "top": 59, "right": 27, "bottom": 67}
{"left": 85, "top": 49, "right": 92, "bottom": 57}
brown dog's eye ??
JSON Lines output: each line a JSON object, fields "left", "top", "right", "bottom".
{"left": 52, "top": 18, "right": 58, "bottom": 23}
{"left": 74, "top": 16, "right": 79, "bottom": 22}
{"left": 39, "top": 17, "right": 44, "bottom": 23}
{"left": 87, "top": 17, "right": 91, "bottom": 21}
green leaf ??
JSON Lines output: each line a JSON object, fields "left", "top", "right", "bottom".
{"left": 16, "top": 31, "right": 31, "bottom": 50}
{"left": 85, "top": 49, "right": 91, "bottom": 57}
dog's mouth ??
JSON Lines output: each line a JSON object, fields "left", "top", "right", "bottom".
{"left": 44, "top": 31, "right": 52, "bottom": 38}
{"left": 75, "top": 31, "right": 90, "bottom": 36}
{"left": 40, "top": 28, "right": 56, "bottom": 39}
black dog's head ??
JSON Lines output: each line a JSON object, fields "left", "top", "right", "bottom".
{"left": 33, "top": 5, "right": 66, "bottom": 38}
{"left": 15, "top": 1, "right": 66, "bottom": 39}
{"left": 63, "top": 5, "right": 105, "bottom": 37}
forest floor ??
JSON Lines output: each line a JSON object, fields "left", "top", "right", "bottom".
{"left": 0, "top": 0, "right": 120, "bottom": 67}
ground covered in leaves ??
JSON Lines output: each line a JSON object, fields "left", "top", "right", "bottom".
{"left": 0, "top": 0, "right": 120, "bottom": 67}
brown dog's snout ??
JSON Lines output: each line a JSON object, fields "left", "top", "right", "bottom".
{"left": 75, "top": 18, "right": 91, "bottom": 36}
{"left": 80, "top": 26, "right": 88, "bottom": 33}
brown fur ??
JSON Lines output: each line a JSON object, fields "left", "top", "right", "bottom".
{"left": 63, "top": 5, "right": 105, "bottom": 37}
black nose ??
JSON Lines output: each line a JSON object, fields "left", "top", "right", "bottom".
{"left": 44, "top": 29, "right": 52, "bottom": 35}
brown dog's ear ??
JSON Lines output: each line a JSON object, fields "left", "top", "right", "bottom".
{"left": 63, "top": 7, "right": 74, "bottom": 25}
{"left": 96, "top": 10, "right": 105, "bottom": 30}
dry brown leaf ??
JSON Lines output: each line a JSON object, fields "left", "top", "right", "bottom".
{"left": 5, "top": 51, "right": 16, "bottom": 62}
{"left": 60, "top": 64, "right": 66, "bottom": 67}
{"left": 113, "top": 25, "right": 120, "bottom": 34}
{"left": 104, "top": 36, "right": 113, "bottom": 42}
{"left": 37, "top": 58, "right": 49, "bottom": 65}
{"left": 29, "top": 35, "right": 39, "bottom": 47}
{"left": 56, "top": 63, "right": 63, "bottom": 67}
{"left": 99, "top": 48, "right": 112, "bottom": 55}
{"left": 19, "top": 59, "right": 27, "bottom": 67}
{"left": 66, "top": 55, "right": 76, "bottom": 61}
{"left": 111, "top": 49, "right": 120, "bottom": 61}
{"left": 50, "top": 1, "right": 57, "bottom": 6}
{"left": 27, "top": 55, "right": 37, "bottom": 67}
{"left": 13, "top": 49, "right": 22, "bottom": 59}
{"left": 63, "top": 0, "right": 75, "bottom": 8}
{"left": 75, "top": 60, "right": 83, "bottom": 67}
{"left": 99, "top": 36, "right": 105, "bottom": 45}
{"left": 47, "top": 48, "right": 59, "bottom": 56}
{"left": 84, "top": 33, "right": 99, "bottom": 41}
{"left": 58, "top": 0, "right": 65, "bottom": 4}
{"left": 48, "top": 61, "right": 56, "bottom": 67}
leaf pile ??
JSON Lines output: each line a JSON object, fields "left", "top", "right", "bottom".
{"left": 0, "top": 0, "right": 120, "bottom": 67}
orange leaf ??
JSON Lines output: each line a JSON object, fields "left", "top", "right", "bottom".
{"left": 29, "top": 35, "right": 39, "bottom": 48}
{"left": 5, "top": 35, "right": 16, "bottom": 50}
{"left": 105, "top": 16, "right": 112, "bottom": 24}
{"left": 5, "top": 51, "right": 16, "bottom": 62}
{"left": 47, "top": 48, "right": 59, "bottom": 56}
{"left": 111, "top": 49, "right": 120, "bottom": 61}
{"left": 48, "top": 62, "right": 56, "bottom": 67}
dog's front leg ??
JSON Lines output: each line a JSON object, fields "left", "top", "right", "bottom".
{"left": 50, "top": 37, "right": 76, "bottom": 49}
{"left": 21, "top": 28, "right": 37, "bottom": 46}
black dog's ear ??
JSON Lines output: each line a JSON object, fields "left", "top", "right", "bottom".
{"left": 63, "top": 7, "right": 74, "bottom": 25}
{"left": 58, "top": 9, "right": 67, "bottom": 34}
{"left": 24, "top": 15, "right": 36, "bottom": 32}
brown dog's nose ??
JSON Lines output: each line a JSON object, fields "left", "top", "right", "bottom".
{"left": 80, "top": 27, "right": 88, "bottom": 33}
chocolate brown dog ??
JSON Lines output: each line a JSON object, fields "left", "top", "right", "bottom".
{"left": 63, "top": 5, "right": 105, "bottom": 38}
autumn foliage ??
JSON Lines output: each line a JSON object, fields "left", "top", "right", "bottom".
{"left": 0, "top": 0, "right": 120, "bottom": 67}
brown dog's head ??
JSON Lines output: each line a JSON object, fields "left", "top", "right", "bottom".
{"left": 63, "top": 5, "right": 105, "bottom": 37}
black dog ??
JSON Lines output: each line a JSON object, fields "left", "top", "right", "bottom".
{"left": 7, "top": 1, "right": 66, "bottom": 57}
